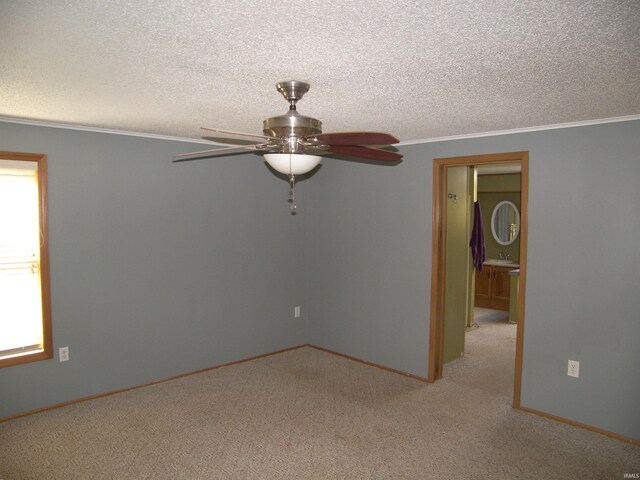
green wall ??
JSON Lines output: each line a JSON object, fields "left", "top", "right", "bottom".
{"left": 443, "top": 166, "right": 470, "bottom": 363}
{"left": 478, "top": 174, "right": 521, "bottom": 262}
{"left": 478, "top": 173, "right": 521, "bottom": 192}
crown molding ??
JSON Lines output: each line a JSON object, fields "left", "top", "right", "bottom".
{"left": 397, "top": 114, "right": 640, "bottom": 146}
{"left": 0, "top": 116, "right": 215, "bottom": 145}
{"left": 1, "top": 114, "right": 639, "bottom": 147}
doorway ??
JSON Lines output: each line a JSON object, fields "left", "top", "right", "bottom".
{"left": 428, "top": 152, "right": 529, "bottom": 408}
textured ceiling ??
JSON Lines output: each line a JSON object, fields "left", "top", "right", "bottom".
{"left": 1, "top": 0, "right": 639, "bottom": 143}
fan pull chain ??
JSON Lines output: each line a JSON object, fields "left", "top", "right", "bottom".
{"left": 289, "top": 174, "right": 297, "bottom": 213}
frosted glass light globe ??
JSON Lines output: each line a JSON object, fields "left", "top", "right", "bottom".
{"left": 264, "top": 153, "right": 322, "bottom": 175}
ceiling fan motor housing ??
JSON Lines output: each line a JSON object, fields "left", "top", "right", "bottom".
{"left": 263, "top": 81, "right": 323, "bottom": 153}
{"left": 263, "top": 111, "right": 322, "bottom": 145}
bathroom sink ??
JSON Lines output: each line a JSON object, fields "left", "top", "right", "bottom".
{"left": 484, "top": 259, "right": 519, "bottom": 267}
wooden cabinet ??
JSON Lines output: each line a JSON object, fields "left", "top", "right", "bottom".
{"left": 474, "top": 265, "right": 514, "bottom": 311}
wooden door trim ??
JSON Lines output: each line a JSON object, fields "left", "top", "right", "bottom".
{"left": 428, "top": 152, "right": 529, "bottom": 409}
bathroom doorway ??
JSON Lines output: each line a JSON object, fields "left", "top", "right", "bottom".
{"left": 428, "top": 152, "right": 529, "bottom": 408}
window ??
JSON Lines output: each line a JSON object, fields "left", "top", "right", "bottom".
{"left": 0, "top": 151, "right": 52, "bottom": 367}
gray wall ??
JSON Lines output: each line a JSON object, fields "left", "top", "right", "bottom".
{"left": 307, "top": 120, "right": 640, "bottom": 440}
{"left": 306, "top": 159, "right": 433, "bottom": 376}
{"left": 2, "top": 119, "right": 639, "bottom": 441}
{"left": 0, "top": 122, "right": 309, "bottom": 418}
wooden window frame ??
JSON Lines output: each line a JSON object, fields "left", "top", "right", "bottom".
{"left": 0, "top": 151, "right": 52, "bottom": 368}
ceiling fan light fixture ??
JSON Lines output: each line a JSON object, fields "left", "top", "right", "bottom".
{"left": 263, "top": 153, "right": 322, "bottom": 175}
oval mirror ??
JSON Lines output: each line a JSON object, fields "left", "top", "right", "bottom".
{"left": 491, "top": 200, "right": 520, "bottom": 245}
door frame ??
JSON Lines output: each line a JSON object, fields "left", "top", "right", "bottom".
{"left": 428, "top": 151, "right": 529, "bottom": 408}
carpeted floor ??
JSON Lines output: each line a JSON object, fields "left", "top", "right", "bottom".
{"left": 472, "top": 306, "right": 510, "bottom": 325}
{"left": 1, "top": 324, "right": 638, "bottom": 479}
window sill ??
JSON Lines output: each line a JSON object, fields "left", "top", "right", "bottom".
{"left": 0, "top": 349, "right": 53, "bottom": 368}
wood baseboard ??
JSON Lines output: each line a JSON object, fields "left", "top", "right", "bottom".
{"left": 0, "top": 344, "right": 308, "bottom": 423}
{"left": 516, "top": 405, "right": 639, "bottom": 446}
{"left": 7, "top": 344, "right": 634, "bottom": 447}
{"left": 306, "top": 344, "right": 429, "bottom": 382}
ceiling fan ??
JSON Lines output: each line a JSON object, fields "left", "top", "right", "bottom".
{"left": 174, "top": 81, "right": 403, "bottom": 211}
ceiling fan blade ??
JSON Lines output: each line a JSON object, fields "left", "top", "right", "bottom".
{"left": 327, "top": 145, "right": 402, "bottom": 162}
{"left": 200, "top": 127, "right": 272, "bottom": 141}
{"left": 173, "top": 144, "right": 269, "bottom": 162}
{"left": 310, "top": 132, "right": 399, "bottom": 146}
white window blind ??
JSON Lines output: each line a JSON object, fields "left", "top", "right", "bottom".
{"left": 0, "top": 159, "right": 44, "bottom": 358}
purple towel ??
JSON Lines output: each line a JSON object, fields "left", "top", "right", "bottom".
{"left": 469, "top": 200, "right": 486, "bottom": 271}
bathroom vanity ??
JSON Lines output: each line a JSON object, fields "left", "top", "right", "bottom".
{"left": 475, "top": 198, "right": 521, "bottom": 311}
{"left": 474, "top": 260, "right": 519, "bottom": 311}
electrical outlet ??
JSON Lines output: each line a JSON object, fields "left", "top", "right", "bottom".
{"left": 567, "top": 360, "right": 579, "bottom": 378}
{"left": 59, "top": 346, "right": 69, "bottom": 362}
{"left": 294, "top": 306, "right": 301, "bottom": 318}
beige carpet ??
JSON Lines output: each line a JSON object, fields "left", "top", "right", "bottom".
{"left": 1, "top": 325, "right": 638, "bottom": 479}
{"left": 473, "top": 307, "right": 510, "bottom": 325}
